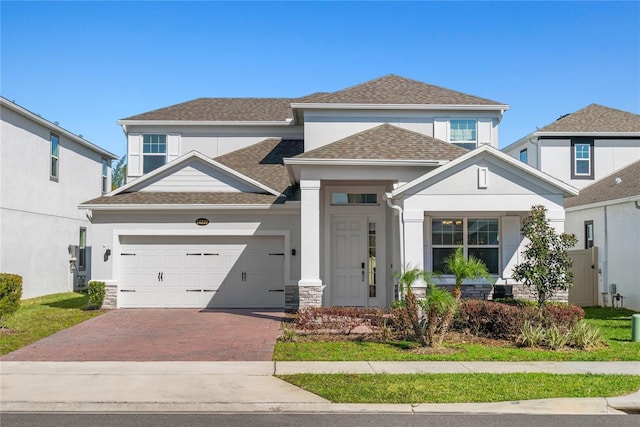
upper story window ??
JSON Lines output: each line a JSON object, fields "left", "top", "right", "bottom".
{"left": 520, "top": 148, "right": 528, "bottom": 164}
{"left": 143, "top": 134, "right": 167, "bottom": 174}
{"left": 50, "top": 133, "right": 59, "bottom": 181}
{"left": 101, "top": 158, "right": 109, "bottom": 193}
{"left": 571, "top": 138, "right": 594, "bottom": 179}
{"left": 431, "top": 218, "right": 499, "bottom": 275}
{"left": 449, "top": 119, "right": 477, "bottom": 150}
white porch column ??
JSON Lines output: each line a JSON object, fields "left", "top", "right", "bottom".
{"left": 291, "top": 179, "right": 323, "bottom": 309}
{"left": 403, "top": 209, "right": 425, "bottom": 271}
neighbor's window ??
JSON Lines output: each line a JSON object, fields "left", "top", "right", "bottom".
{"left": 584, "top": 221, "right": 594, "bottom": 249}
{"left": 431, "top": 218, "right": 499, "bottom": 275}
{"left": 331, "top": 193, "right": 378, "bottom": 205}
{"left": 450, "top": 119, "right": 477, "bottom": 150}
{"left": 101, "top": 158, "right": 109, "bottom": 193}
{"left": 520, "top": 148, "right": 528, "bottom": 164}
{"left": 143, "top": 134, "right": 167, "bottom": 174}
{"left": 50, "top": 133, "right": 59, "bottom": 180}
{"left": 571, "top": 139, "right": 594, "bottom": 179}
{"left": 79, "top": 227, "right": 87, "bottom": 271}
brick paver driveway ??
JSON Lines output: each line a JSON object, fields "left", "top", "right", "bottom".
{"left": 1, "top": 309, "right": 285, "bottom": 361}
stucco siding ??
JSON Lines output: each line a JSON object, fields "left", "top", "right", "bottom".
{"left": 1, "top": 105, "right": 109, "bottom": 297}
{"left": 566, "top": 202, "right": 640, "bottom": 311}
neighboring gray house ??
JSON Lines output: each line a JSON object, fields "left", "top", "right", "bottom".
{"left": 503, "top": 104, "right": 640, "bottom": 189}
{"left": 0, "top": 97, "right": 117, "bottom": 298}
{"left": 564, "top": 160, "right": 640, "bottom": 311}
{"left": 504, "top": 104, "right": 640, "bottom": 308}
{"left": 80, "top": 75, "right": 577, "bottom": 310}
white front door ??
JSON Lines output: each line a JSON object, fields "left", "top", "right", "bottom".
{"left": 331, "top": 216, "right": 367, "bottom": 306}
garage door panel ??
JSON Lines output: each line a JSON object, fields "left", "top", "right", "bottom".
{"left": 119, "top": 236, "right": 284, "bottom": 308}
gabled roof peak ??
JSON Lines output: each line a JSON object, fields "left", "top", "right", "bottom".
{"left": 538, "top": 103, "right": 640, "bottom": 133}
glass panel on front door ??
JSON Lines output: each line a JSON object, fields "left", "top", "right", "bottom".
{"left": 368, "top": 222, "right": 376, "bottom": 298}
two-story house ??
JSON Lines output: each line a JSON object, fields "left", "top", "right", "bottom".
{"left": 503, "top": 104, "right": 640, "bottom": 310}
{"left": 80, "top": 75, "right": 577, "bottom": 310}
{"left": 1, "top": 97, "right": 117, "bottom": 298}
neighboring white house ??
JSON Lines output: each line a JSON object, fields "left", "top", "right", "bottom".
{"left": 504, "top": 104, "right": 640, "bottom": 308}
{"left": 503, "top": 104, "right": 640, "bottom": 189}
{"left": 80, "top": 75, "right": 577, "bottom": 310}
{"left": 0, "top": 97, "right": 117, "bottom": 298}
{"left": 564, "top": 160, "right": 640, "bottom": 311}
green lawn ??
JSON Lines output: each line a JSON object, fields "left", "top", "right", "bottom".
{"left": 274, "top": 307, "right": 640, "bottom": 361}
{"left": 0, "top": 292, "right": 104, "bottom": 355}
{"left": 279, "top": 373, "right": 640, "bottom": 403}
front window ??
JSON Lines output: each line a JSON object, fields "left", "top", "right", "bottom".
{"left": 450, "top": 119, "right": 477, "bottom": 150}
{"left": 101, "top": 158, "right": 108, "bottom": 193}
{"left": 520, "top": 148, "right": 528, "bottom": 163}
{"left": 331, "top": 193, "right": 378, "bottom": 205}
{"left": 79, "top": 228, "right": 87, "bottom": 271}
{"left": 50, "top": 134, "right": 59, "bottom": 180}
{"left": 571, "top": 139, "right": 594, "bottom": 179}
{"left": 432, "top": 218, "right": 499, "bottom": 275}
{"left": 143, "top": 134, "right": 167, "bottom": 173}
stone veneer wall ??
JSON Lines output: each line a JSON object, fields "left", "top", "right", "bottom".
{"left": 510, "top": 283, "right": 569, "bottom": 303}
{"left": 103, "top": 284, "right": 117, "bottom": 309}
{"left": 285, "top": 285, "right": 322, "bottom": 312}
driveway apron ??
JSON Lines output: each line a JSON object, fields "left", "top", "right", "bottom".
{"left": 1, "top": 309, "right": 285, "bottom": 361}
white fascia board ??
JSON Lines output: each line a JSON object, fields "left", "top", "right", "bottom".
{"left": 501, "top": 132, "right": 536, "bottom": 152}
{"left": 290, "top": 103, "right": 510, "bottom": 112}
{"left": 1, "top": 97, "right": 118, "bottom": 159}
{"left": 533, "top": 131, "right": 640, "bottom": 138}
{"left": 109, "top": 151, "right": 281, "bottom": 197}
{"left": 565, "top": 195, "right": 640, "bottom": 212}
{"left": 391, "top": 145, "right": 579, "bottom": 198}
{"left": 116, "top": 119, "right": 293, "bottom": 126}
{"left": 79, "top": 203, "right": 298, "bottom": 211}
{"left": 283, "top": 158, "right": 447, "bottom": 167}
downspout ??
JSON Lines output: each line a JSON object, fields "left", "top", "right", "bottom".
{"left": 383, "top": 193, "right": 405, "bottom": 301}
{"left": 603, "top": 205, "right": 608, "bottom": 296}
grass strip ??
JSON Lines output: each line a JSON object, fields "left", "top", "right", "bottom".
{"left": 1, "top": 292, "right": 104, "bottom": 355}
{"left": 274, "top": 307, "right": 640, "bottom": 361}
{"left": 278, "top": 373, "right": 640, "bottom": 404}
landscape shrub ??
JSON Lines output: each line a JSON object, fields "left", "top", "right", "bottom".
{"left": 295, "top": 306, "right": 386, "bottom": 334}
{"left": 454, "top": 300, "right": 586, "bottom": 340}
{"left": 517, "top": 320, "right": 547, "bottom": 347}
{"left": 0, "top": 273, "right": 23, "bottom": 325}
{"left": 570, "top": 320, "right": 606, "bottom": 350}
{"left": 87, "top": 280, "right": 106, "bottom": 309}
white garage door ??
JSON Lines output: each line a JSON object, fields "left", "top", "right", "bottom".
{"left": 118, "top": 236, "right": 285, "bottom": 308}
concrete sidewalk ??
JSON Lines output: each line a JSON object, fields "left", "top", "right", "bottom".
{"left": 1, "top": 361, "right": 638, "bottom": 415}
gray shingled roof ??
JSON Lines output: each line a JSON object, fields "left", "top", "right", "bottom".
{"left": 82, "top": 192, "right": 282, "bottom": 206}
{"left": 538, "top": 104, "right": 640, "bottom": 133}
{"left": 215, "top": 138, "right": 303, "bottom": 193}
{"left": 121, "top": 75, "right": 505, "bottom": 121}
{"left": 294, "top": 123, "right": 469, "bottom": 161}
{"left": 305, "top": 74, "right": 505, "bottom": 105}
{"left": 565, "top": 160, "right": 640, "bottom": 208}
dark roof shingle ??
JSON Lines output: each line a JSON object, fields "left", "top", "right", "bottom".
{"left": 565, "top": 160, "right": 640, "bottom": 208}
{"left": 294, "top": 123, "right": 468, "bottom": 161}
{"left": 304, "top": 75, "right": 505, "bottom": 105}
{"left": 538, "top": 104, "right": 640, "bottom": 133}
{"left": 82, "top": 192, "right": 282, "bottom": 206}
{"left": 215, "top": 138, "right": 303, "bottom": 193}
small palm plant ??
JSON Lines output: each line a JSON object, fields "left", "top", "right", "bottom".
{"left": 395, "top": 267, "right": 430, "bottom": 346}
{"left": 435, "top": 247, "right": 492, "bottom": 346}
{"left": 420, "top": 284, "right": 456, "bottom": 347}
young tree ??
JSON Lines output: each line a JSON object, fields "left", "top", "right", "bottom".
{"left": 436, "top": 247, "right": 492, "bottom": 346}
{"left": 512, "top": 205, "right": 578, "bottom": 306}
{"left": 111, "top": 155, "right": 127, "bottom": 190}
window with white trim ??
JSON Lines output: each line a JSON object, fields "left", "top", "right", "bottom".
{"left": 143, "top": 134, "right": 167, "bottom": 174}
{"left": 431, "top": 218, "right": 499, "bottom": 275}
{"left": 520, "top": 148, "right": 528, "bottom": 164}
{"left": 78, "top": 227, "right": 87, "bottom": 271}
{"left": 571, "top": 138, "right": 594, "bottom": 179}
{"left": 101, "top": 158, "right": 109, "bottom": 193}
{"left": 50, "top": 133, "right": 59, "bottom": 180}
{"left": 449, "top": 119, "right": 477, "bottom": 150}
{"left": 331, "top": 193, "right": 378, "bottom": 205}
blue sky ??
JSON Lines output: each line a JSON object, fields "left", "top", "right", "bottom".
{"left": 2, "top": 1, "right": 639, "bottom": 157}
